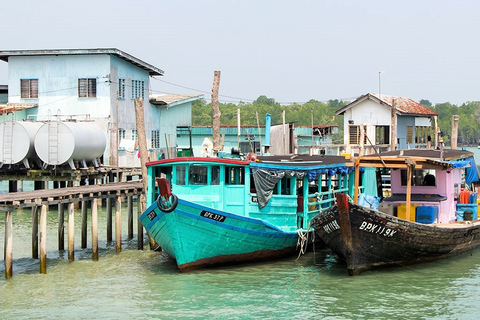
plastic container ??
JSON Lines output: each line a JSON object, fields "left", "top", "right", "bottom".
{"left": 469, "top": 192, "right": 477, "bottom": 204}
{"left": 456, "top": 203, "right": 478, "bottom": 221}
{"left": 416, "top": 206, "right": 439, "bottom": 224}
{"left": 397, "top": 203, "right": 418, "bottom": 221}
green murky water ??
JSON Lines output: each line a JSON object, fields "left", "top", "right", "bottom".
{"left": 1, "top": 201, "right": 480, "bottom": 319}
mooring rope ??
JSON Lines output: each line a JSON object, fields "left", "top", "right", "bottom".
{"left": 295, "top": 220, "right": 314, "bottom": 262}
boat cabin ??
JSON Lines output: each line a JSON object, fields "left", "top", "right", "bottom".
{"left": 145, "top": 154, "right": 357, "bottom": 231}
{"left": 354, "top": 149, "right": 479, "bottom": 224}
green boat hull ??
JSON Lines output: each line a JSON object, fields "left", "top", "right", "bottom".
{"left": 140, "top": 198, "right": 301, "bottom": 271}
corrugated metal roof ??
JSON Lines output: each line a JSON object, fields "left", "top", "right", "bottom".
{"left": 0, "top": 103, "right": 37, "bottom": 115}
{"left": 370, "top": 93, "right": 437, "bottom": 116}
{"left": 336, "top": 93, "right": 438, "bottom": 116}
{"left": 0, "top": 48, "right": 164, "bottom": 76}
{"left": 149, "top": 94, "right": 203, "bottom": 107}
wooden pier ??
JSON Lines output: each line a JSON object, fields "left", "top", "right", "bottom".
{"left": 1, "top": 180, "right": 145, "bottom": 279}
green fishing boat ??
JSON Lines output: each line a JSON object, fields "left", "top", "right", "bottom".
{"left": 139, "top": 153, "right": 356, "bottom": 271}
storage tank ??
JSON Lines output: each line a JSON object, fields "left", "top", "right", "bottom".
{"left": 34, "top": 121, "right": 106, "bottom": 169}
{"left": 0, "top": 121, "right": 43, "bottom": 168}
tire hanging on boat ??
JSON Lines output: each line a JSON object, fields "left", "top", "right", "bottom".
{"left": 157, "top": 194, "right": 178, "bottom": 213}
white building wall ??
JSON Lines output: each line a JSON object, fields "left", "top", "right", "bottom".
{"left": 343, "top": 100, "right": 393, "bottom": 153}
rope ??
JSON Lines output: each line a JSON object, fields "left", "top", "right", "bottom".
{"left": 295, "top": 220, "right": 314, "bottom": 261}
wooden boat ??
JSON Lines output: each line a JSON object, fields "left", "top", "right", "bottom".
{"left": 311, "top": 149, "right": 480, "bottom": 275}
{"left": 139, "top": 153, "right": 356, "bottom": 271}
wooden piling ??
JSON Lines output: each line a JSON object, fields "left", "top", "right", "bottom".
{"left": 81, "top": 200, "right": 87, "bottom": 249}
{"left": 5, "top": 210, "right": 13, "bottom": 279}
{"left": 91, "top": 198, "right": 98, "bottom": 261}
{"left": 137, "top": 195, "right": 144, "bottom": 250}
{"left": 128, "top": 195, "right": 133, "bottom": 239}
{"left": 32, "top": 206, "right": 39, "bottom": 259}
{"left": 106, "top": 197, "right": 112, "bottom": 242}
{"left": 115, "top": 196, "right": 122, "bottom": 252}
{"left": 40, "top": 205, "right": 47, "bottom": 274}
{"left": 68, "top": 202, "right": 75, "bottom": 262}
{"left": 58, "top": 203, "right": 65, "bottom": 251}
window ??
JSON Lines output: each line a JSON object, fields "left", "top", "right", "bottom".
{"left": 211, "top": 166, "right": 220, "bottom": 185}
{"left": 189, "top": 166, "right": 207, "bottom": 185}
{"left": 20, "top": 79, "right": 38, "bottom": 98}
{"left": 225, "top": 166, "right": 245, "bottom": 185}
{"left": 78, "top": 78, "right": 96, "bottom": 98}
{"left": 131, "top": 80, "right": 145, "bottom": 99}
{"left": 118, "top": 79, "right": 125, "bottom": 99}
{"left": 415, "top": 126, "right": 430, "bottom": 144}
{"left": 119, "top": 129, "right": 126, "bottom": 140}
{"left": 151, "top": 130, "right": 160, "bottom": 148}
{"left": 176, "top": 166, "right": 186, "bottom": 185}
{"left": 406, "top": 126, "right": 414, "bottom": 144}
{"left": 401, "top": 169, "right": 436, "bottom": 186}
{"left": 375, "top": 126, "right": 390, "bottom": 145}
{"left": 349, "top": 125, "right": 366, "bottom": 145}
{"left": 131, "top": 129, "right": 138, "bottom": 141}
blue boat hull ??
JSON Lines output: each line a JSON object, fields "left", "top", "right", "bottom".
{"left": 140, "top": 198, "right": 302, "bottom": 271}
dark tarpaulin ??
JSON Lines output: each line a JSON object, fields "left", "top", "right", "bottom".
{"left": 252, "top": 166, "right": 353, "bottom": 209}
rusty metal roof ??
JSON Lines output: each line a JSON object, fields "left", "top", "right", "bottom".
{"left": 0, "top": 48, "right": 164, "bottom": 76}
{"left": 0, "top": 103, "right": 37, "bottom": 115}
{"left": 149, "top": 94, "right": 203, "bottom": 107}
{"left": 336, "top": 93, "right": 438, "bottom": 116}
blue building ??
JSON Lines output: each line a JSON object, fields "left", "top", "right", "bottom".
{"left": 0, "top": 48, "right": 202, "bottom": 167}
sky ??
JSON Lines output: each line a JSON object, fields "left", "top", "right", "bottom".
{"left": 1, "top": 0, "right": 479, "bottom": 106}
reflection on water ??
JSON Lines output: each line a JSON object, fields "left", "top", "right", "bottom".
{"left": 1, "top": 202, "right": 480, "bottom": 319}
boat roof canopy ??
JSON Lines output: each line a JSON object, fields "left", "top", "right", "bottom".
{"left": 354, "top": 149, "right": 475, "bottom": 170}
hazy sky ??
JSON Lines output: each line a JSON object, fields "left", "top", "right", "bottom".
{"left": 1, "top": 0, "right": 479, "bottom": 105}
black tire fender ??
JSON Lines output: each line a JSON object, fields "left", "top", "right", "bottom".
{"left": 157, "top": 193, "right": 178, "bottom": 213}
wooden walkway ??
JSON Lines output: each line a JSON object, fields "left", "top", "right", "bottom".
{"left": 0, "top": 180, "right": 143, "bottom": 210}
{"left": 2, "top": 180, "right": 146, "bottom": 279}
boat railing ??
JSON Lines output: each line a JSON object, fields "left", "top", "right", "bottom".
{"left": 298, "top": 186, "right": 355, "bottom": 229}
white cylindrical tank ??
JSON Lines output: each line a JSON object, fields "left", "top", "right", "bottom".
{"left": 0, "top": 121, "right": 42, "bottom": 166}
{"left": 34, "top": 121, "right": 106, "bottom": 168}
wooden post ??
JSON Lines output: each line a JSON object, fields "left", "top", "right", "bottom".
{"left": 128, "top": 195, "right": 133, "bottom": 239}
{"left": 134, "top": 97, "right": 149, "bottom": 249}
{"left": 68, "top": 202, "right": 75, "bottom": 262}
{"left": 390, "top": 99, "right": 397, "bottom": 151}
{"left": 58, "top": 203, "right": 65, "bottom": 251}
{"left": 40, "top": 205, "right": 47, "bottom": 274}
{"left": 32, "top": 206, "right": 39, "bottom": 259}
{"left": 5, "top": 211, "right": 13, "bottom": 279}
{"left": 106, "top": 197, "right": 112, "bottom": 242}
{"left": 451, "top": 115, "right": 459, "bottom": 150}
{"left": 134, "top": 97, "right": 149, "bottom": 192}
{"left": 353, "top": 158, "right": 360, "bottom": 204}
{"left": 405, "top": 161, "right": 413, "bottom": 221}
{"left": 237, "top": 108, "right": 241, "bottom": 149}
{"left": 91, "top": 198, "right": 98, "bottom": 261}
{"left": 115, "top": 196, "right": 122, "bottom": 252}
{"left": 434, "top": 116, "right": 439, "bottom": 149}
{"left": 138, "top": 194, "right": 144, "bottom": 250}
{"left": 212, "top": 71, "right": 221, "bottom": 155}
{"left": 359, "top": 125, "right": 365, "bottom": 156}
{"left": 81, "top": 200, "right": 87, "bottom": 249}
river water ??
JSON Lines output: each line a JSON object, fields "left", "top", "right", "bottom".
{"left": 2, "top": 148, "right": 480, "bottom": 319}
{"left": 2, "top": 202, "right": 480, "bottom": 319}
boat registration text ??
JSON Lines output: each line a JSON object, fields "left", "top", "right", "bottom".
{"left": 359, "top": 221, "right": 397, "bottom": 237}
{"left": 201, "top": 211, "right": 227, "bottom": 223}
